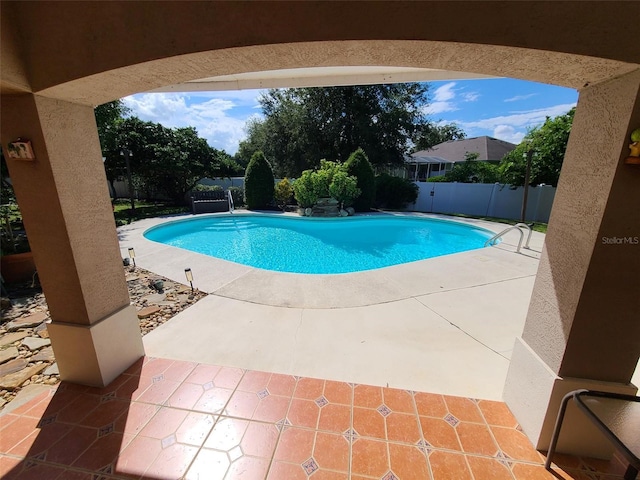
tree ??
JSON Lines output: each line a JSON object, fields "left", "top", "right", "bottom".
{"left": 237, "top": 84, "right": 430, "bottom": 177}
{"left": 345, "top": 148, "right": 376, "bottom": 211}
{"left": 414, "top": 122, "right": 466, "bottom": 151}
{"left": 94, "top": 100, "right": 130, "bottom": 153}
{"left": 499, "top": 108, "right": 575, "bottom": 186}
{"left": 274, "top": 178, "right": 293, "bottom": 211}
{"left": 440, "top": 152, "right": 502, "bottom": 183}
{"left": 244, "top": 151, "right": 275, "bottom": 209}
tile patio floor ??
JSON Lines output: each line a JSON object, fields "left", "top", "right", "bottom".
{"left": 0, "top": 357, "right": 630, "bottom": 480}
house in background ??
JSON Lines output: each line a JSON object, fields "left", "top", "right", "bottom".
{"left": 407, "top": 136, "right": 517, "bottom": 180}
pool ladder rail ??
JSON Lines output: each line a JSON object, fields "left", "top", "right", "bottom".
{"left": 485, "top": 223, "right": 533, "bottom": 253}
{"left": 227, "top": 189, "right": 235, "bottom": 214}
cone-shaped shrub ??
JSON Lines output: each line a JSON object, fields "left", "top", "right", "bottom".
{"left": 244, "top": 151, "right": 275, "bottom": 209}
{"left": 345, "top": 148, "right": 375, "bottom": 211}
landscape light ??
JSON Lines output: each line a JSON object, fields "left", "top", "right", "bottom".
{"left": 185, "top": 268, "right": 194, "bottom": 292}
{"left": 128, "top": 247, "right": 136, "bottom": 268}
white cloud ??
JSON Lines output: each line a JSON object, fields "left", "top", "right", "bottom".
{"left": 122, "top": 90, "right": 266, "bottom": 154}
{"left": 504, "top": 93, "right": 537, "bottom": 102}
{"left": 425, "top": 82, "right": 459, "bottom": 115}
{"left": 457, "top": 103, "right": 576, "bottom": 131}
{"left": 493, "top": 125, "right": 525, "bottom": 144}
{"left": 462, "top": 92, "right": 480, "bottom": 102}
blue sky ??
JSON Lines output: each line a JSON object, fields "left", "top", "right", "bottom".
{"left": 123, "top": 78, "right": 578, "bottom": 155}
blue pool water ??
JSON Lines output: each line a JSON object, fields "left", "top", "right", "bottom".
{"left": 144, "top": 215, "right": 494, "bottom": 274}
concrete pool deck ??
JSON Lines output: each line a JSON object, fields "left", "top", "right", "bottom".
{"left": 118, "top": 212, "right": 545, "bottom": 401}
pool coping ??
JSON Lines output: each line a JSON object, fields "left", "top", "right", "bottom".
{"left": 117, "top": 211, "right": 546, "bottom": 309}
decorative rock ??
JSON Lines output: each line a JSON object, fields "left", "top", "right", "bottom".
{"left": 141, "top": 293, "right": 166, "bottom": 304}
{"left": 0, "top": 363, "right": 47, "bottom": 390}
{"left": 0, "top": 359, "right": 28, "bottom": 377}
{"left": 137, "top": 306, "right": 161, "bottom": 319}
{"left": 0, "top": 398, "right": 6, "bottom": 408}
{"left": 304, "top": 208, "right": 312, "bottom": 216}
{"left": 1, "top": 297, "right": 11, "bottom": 310}
{"left": 31, "top": 347, "right": 55, "bottom": 362}
{"left": 346, "top": 207, "right": 355, "bottom": 216}
{"left": 339, "top": 209, "right": 348, "bottom": 217}
{"left": 0, "top": 331, "right": 29, "bottom": 348}
{"left": 0, "top": 347, "right": 19, "bottom": 365}
{"left": 5, "top": 312, "right": 48, "bottom": 332}
{"left": 22, "top": 337, "right": 51, "bottom": 351}
{"left": 44, "top": 363, "right": 59, "bottom": 376}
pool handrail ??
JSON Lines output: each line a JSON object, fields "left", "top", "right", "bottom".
{"left": 484, "top": 223, "right": 532, "bottom": 253}
{"left": 227, "top": 189, "right": 235, "bottom": 214}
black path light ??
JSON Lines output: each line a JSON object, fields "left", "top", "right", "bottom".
{"left": 185, "top": 268, "right": 194, "bottom": 292}
{"left": 128, "top": 247, "right": 136, "bottom": 268}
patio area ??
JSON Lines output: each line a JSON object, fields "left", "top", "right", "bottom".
{"left": 0, "top": 357, "right": 631, "bottom": 480}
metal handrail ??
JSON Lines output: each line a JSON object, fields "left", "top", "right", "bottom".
{"left": 484, "top": 223, "right": 532, "bottom": 253}
{"left": 227, "top": 189, "right": 235, "bottom": 213}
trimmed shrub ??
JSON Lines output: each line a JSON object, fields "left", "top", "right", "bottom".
{"left": 329, "top": 170, "right": 360, "bottom": 209}
{"left": 274, "top": 178, "right": 294, "bottom": 211}
{"left": 292, "top": 170, "right": 318, "bottom": 208}
{"left": 244, "top": 151, "right": 275, "bottom": 209}
{"left": 375, "top": 173, "right": 419, "bottom": 209}
{"left": 192, "top": 183, "right": 223, "bottom": 192}
{"left": 345, "top": 148, "right": 375, "bottom": 211}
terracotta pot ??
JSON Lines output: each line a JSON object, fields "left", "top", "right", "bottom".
{"left": 1, "top": 251, "right": 36, "bottom": 284}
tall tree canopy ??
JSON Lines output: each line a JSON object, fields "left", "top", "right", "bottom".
{"left": 236, "top": 84, "right": 432, "bottom": 177}
{"left": 413, "top": 122, "right": 466, "bottom": 151}
{"left": 499, "top": 108, "right": 575, "bottom": 187}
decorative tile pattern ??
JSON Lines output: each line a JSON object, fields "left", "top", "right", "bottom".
{"left": 495, "top": 450, "right": 512, "bottom": 467}
{"left": 377, "top": 404, "right": 392, "bottom": 417}
{"left": 382, "top": 471, "right": 400, "bottom": 480}
{"left": 37, "top": 415, "right": 57, "bottom": 428}
{"left": 444, "top": 413, "right": 460, "bottom": 427}
{"left": 161, "top": 434, "right": 177, "bottom": 449}
{"left": 257, "top": 388, "right": 270, "bottom": 399}
{"left": 343, "top": 428, "right": 359, "bottom": 442}
{"left": 302, "top": 457, "right": 319, "bottom": 475}
{"left": 275, "top": 417, "right": 292, "bottom": 432}
{"left": 203, "top": 381, "right": 214, "bottom": 390}
{"left": 416, "top": 439, "right": 433, "bottom": 454}
{"left": 97, "top": 422, "right": 115, "bottom": 437}
{"left": 152, "top": 374, "right": 164, "bottom": 383}
{"left": 100, "top": 391, "right": 116, "bottom": 402}
{"left": 314, "top": 395, "right": 329, "bottom": 408}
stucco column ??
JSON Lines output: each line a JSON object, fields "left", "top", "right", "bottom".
{"left": 1, "top": 94, "right": 144, "bottom": 387}
{"left": 504, "top": 69, "right": 640, "bottom": 457}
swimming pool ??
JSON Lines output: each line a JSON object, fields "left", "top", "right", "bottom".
{"left": 144, "top": 214, "right": 494, "bottom": 274}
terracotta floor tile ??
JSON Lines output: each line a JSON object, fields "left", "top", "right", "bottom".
{"left": 353, "top": 384, "right": 383, "bottom": 409}
{"left": 175, "top": 411, "right": 215, "bottom": 446}
{"left": 267, "top": 461, "right": 307, "bottom": 480}
{"left": 162, "top": 360, "right": 197, "bottom": 383}
{"left": 184, "top": 447, "right": 230, "bottom": 480}
{"left": 139, "top": 407, "right": 189, "bottom": 440}
{"left": 184, "top": 363, "right": 222, "bottom": 385}
{"left": 115, "top": 375, "right": 152, "bottom": 400}
{"left": 294, "top": 377, "right": 325, "bottom": 400}
{"left": 443, "top": 396, "right": 484, "bottom": 423}
{"left": 139, "top": 357, "right": 174, "bottom": 378}
{"left": 9, "top": 421, "right": 71, "bottom": 457}
{"left": 0, "top": 413, "right": 19, "bottom": 432}
{"left": 467, "top": 455, "right": 514, "bottom": 480}
{"left": 123, "top": 357, "right": 145, "bottom": 376}
{"left": 204, "top": 417, "right": 249, "bottom": 451}
{"left": 166, "top": 382, "right": 204, "bottom": 410}
{"left": 580, "top": 455, "right": 628, "bottom": 476}
{"left": 383, "top": 387, "right": 415, "bottom": 414}
{"left": 511, "top": 462, "right": 558, "bottom": 479}
{"left": 252, "top": 394, "right": 290, "bottom": 423}
{"left": 192, "top": 386, "right": 233, "bottom": 414}
{"left": 45, "top": 425, "right": 97, "bottom": 465}
{"left": 4, "top": 463, "right": 67, "bottom": 480}
{"left": 267, "top": 373, "right": 297, "bottom": 397}
{"left": 115, "top": 434, "right": 162, "bottom": 479}
{"left": 114, "top": 401, "right": 159, "bottom": 435}
{"left": 145, "top": 442, "right": 199, "bottom": 479}
{"left": 8, "top": 391, "right": 50, "bottom": 416}
{"left": 419, "top": 416, "right": 462, "bottom": 451}
{"left": 240, "top": 421, "right": 279, "bottom": 458}
{"left": 314, "top": 431, "right": 350, "bottom": 472}
{"left": 213, "top": 366, "right": 244, "bottom": 389}
{"left": 71, "top": 432, "right": 124, "bottom": 471}
{"left": 323, "top": 381, "right": 352, "bottom": 406}
{"left": 287, "top": 398, "right": 320, "bottom": 429}
{"left": 20, "top": 395, "right": 54, "bottom": 419}
{"left": 312, "top": 470, "right": 350, "bottom": 480}
{"left": 543, "top": 452, "right": 582, "bottom": 471}
{"left": 237, "top": 370, "right": 272, "bottom": 393}
{"left": 225, "top": 390, "right": 260, "bottom": 419}
{"left": 478, "top": 399, "right": 519, "bottom": 428}
{"left": 226, "top": 455, "right": 270, "bottom": 480}
{"left": 428, "top": 450, "right": 473, "bottom": 480}
{"left": 274, "top": 427, "right": 315, "bottom": 463}
{"left": 491, "top": 426, "right": 544, "bottom": 463}
{"left": 456, "top": 422, "right": 499, "bottom": 456}
{"left": 386, "top": 412, "right": 422, "bottom": 444}
{"left": 55, "top": 393, "right": 102, "bottom": 424}
{"left": 0, "top": 416, "right": 40, "bottom": 454}
{"left": 0, "top": 455, "right": 23, "bottom": 477}
{"left": 388, "top": 442, "right": 430, "bottom": 480}
{"left": 318, "top": 403, "right": 351, "bottom": 433}
{"left": 414, "top": 392, "right": 449, "bottom": 419}
{"left": 351, "top": 438, "right": 389, "bottom": 477}
{"left": 77, "top": 399, "right": 129, "bottom": 428}
{"left": 135, "top": 378, "right": 180, "bottom": 404}
{"left": 353, "top": 406, "right": 386, "bottom": 440}
{"left": 84, "top": 374, "right": 130, "bottom": 397}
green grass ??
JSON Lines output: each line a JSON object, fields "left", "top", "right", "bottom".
{"left": 448, "top": 213, "right": 548, "bottom": 233}
{"left": 113, "top": 200, "right": 189, "bottom": 225}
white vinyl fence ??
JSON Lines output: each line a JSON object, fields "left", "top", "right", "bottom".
{"left": 409, "top": 182, "right": 556, "bottom": 223}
